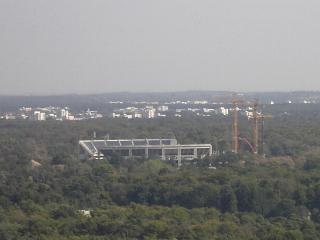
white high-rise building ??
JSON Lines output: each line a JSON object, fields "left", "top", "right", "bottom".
{"left": 145, "top": 108, "right": 156, "bottom": 118}
{"left": 34, "top": 111, "right": 46, "bottom": 121}
{"left": 218, "top": 107, "right": 229, "bottom": 116}
{"left": 60, "top": 108, "right": 69, "bottom": 120}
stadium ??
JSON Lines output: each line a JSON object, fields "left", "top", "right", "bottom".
{"left": 79, "top": 138, "right": 212, "bottom": 165}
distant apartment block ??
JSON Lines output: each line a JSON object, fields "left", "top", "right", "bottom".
{"left": 157, "top": 105, "right": 169, "bottom": 112}
{"left": 34, "top": 111, "right": 46, "bottom": 121}
{"left": 112, "top": 106, "right": 156, "bottom": 119}
{"left": 218, "top": 107, "right": 229, "bottom": 116}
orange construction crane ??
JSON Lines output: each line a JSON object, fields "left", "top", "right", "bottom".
{"left": 251, "top": 99, "right": 259, "bottom": 154}
{"left": 231, "top": 98, "right": 245, "bottom": 154}
{"left": 212, "top": 94, "right": 273, "bottom": 154}
{"left": 213, "top": 94, "right": 245, "bottom": 154}
{"left": 249, "top": 100, "right": 272, "bottom": 154}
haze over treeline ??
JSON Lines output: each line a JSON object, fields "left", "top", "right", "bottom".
{"left": 0, "top": 91, "right": 319, "bottom": 113}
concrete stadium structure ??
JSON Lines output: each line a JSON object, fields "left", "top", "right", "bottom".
{"left": 79, "top": 139, "right": 212, "bottom": 165}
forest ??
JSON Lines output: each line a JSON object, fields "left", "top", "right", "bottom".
{"left": 1, "top": 110, "right": 320, "bottom": 239}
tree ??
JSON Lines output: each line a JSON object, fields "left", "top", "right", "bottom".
{"left": 219, "top": 186, "right": 237, "bottom": 213}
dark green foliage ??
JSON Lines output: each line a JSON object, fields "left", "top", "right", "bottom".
{"left": 0, "top": 116, "right": 320, "bottom": 239}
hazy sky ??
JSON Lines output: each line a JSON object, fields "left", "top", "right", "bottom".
{"left": 1, "top": 0, "right": 320, "bottom": 95}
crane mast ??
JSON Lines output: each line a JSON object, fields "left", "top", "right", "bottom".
{"left": 232, "top": 99, "right": 243, "bottom": 154}
{"left": 250, "top": 100, "right": 272, "bottom": 155}
{"left": 252, "top": 100, "right": 259, "bottom": 154}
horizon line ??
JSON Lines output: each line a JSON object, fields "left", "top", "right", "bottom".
{"left": 0, "top": 90, "right": 320, "bottom": 97}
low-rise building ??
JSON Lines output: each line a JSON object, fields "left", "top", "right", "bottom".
{"left": 158, "top": 106, "right": 169, "bottom": 112}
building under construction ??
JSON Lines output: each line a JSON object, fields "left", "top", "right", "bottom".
{"left": 79, "top": 138, "right": 212, "bottom": 165}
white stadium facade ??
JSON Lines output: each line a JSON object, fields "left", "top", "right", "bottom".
{"left": 79, "top": 138, "right": 212, "bottom": 166}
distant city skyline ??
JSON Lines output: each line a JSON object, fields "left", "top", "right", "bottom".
{"left": 1, "top": 0, "right": 320, "bottom": 95}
